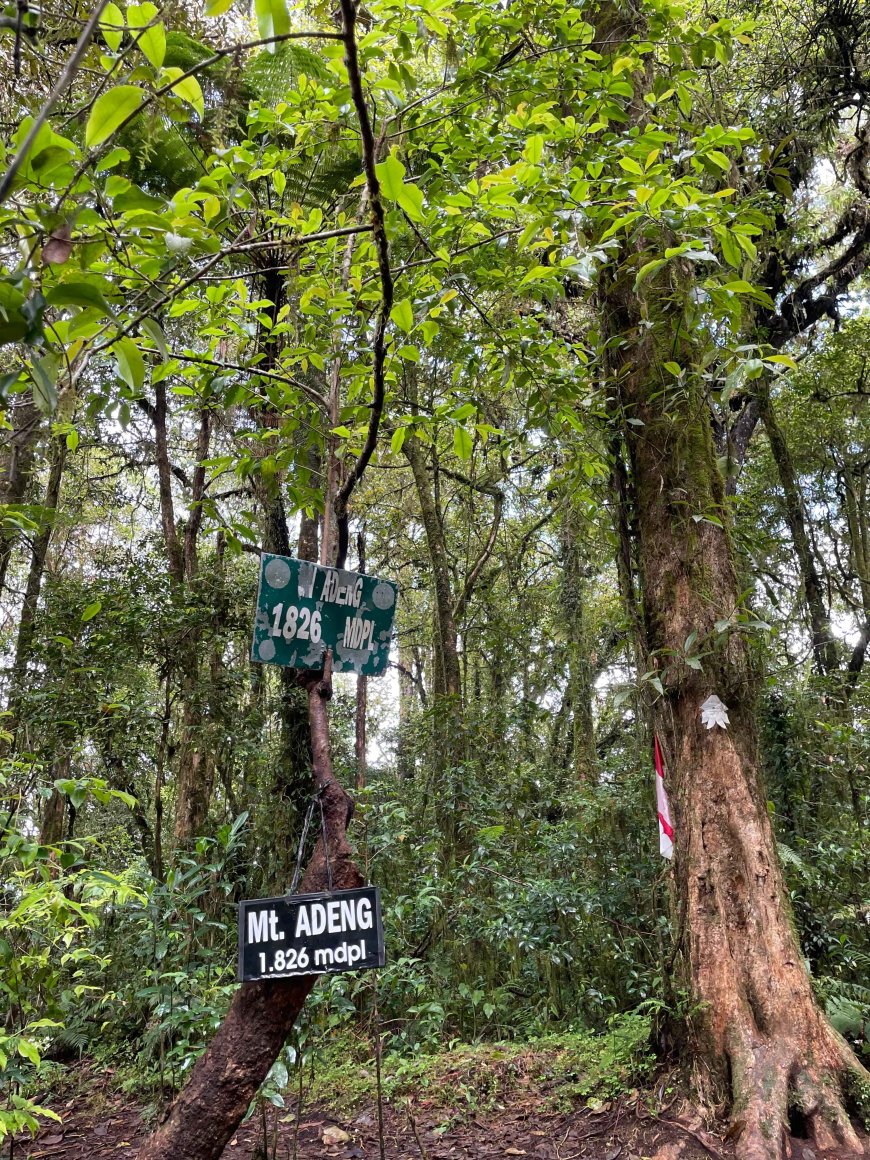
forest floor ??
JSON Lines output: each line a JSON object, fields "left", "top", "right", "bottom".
{"left": 13, "top": 1050, "right": 862, "bottom": 1160}
{"left": 13, "top": 1083, "right": 734, "bottom": 1160}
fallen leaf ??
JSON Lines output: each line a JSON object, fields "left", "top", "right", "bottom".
{"left": 723, "top": 1117, "right": 745, "bottom": 1142}
{"left": 94, "top": 1123, "right": 110, "bottom": 1137}
{"left": 322, "top": 1125, "right": 351, "bottom": 1146}
{"left": 41, "top": 1135, "right": 64, "bottom": 1145}
{"left": 229, "top": 1140, "right": 238, "bottom": 1147}
{"left": 505, "top": 1149, "right": 527, "bottom": 1156}
{"left": 605, "top": 1148, "right": 623, "bottom": 1160}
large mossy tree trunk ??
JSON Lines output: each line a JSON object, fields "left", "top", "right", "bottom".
{"left": 604, "top": 265, "right": 869, "bottom": 1160}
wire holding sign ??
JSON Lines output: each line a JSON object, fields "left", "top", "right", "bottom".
{"left": 251, "top": 553, "right": 398, "bottom": 676}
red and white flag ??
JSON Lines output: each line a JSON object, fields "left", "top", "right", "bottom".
{"left": 654, "top": 736, "right": 674, "bottom": 860}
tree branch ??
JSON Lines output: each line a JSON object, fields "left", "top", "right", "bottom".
{"left": 333, "top": 0, "right": 394, "bottom": 569}
{"left": 453, "top": 490, "right": 503, "bottom": 621}
{"left": 0, "top": 0, "right": 109, "bottom": 204}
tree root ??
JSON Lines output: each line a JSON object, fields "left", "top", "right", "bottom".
{"left": 731, "top": 1029, "right": 868, "bottom": 1160}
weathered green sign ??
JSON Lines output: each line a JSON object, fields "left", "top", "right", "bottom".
{"left": 251, "top": 553, "right": 397, "bottom": 676}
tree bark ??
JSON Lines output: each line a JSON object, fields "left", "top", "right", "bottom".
{"left": 151, "top": 392, "right": 215, "bottom": 844}
{"left": 6, "top": 433, "right": 67, "bottom": 742}
{"left": 153, "top": 381, "right": 184, "bottom": 585}
{"left": 0, "top": 390, "right": 42, "bottom": 594}
{"left": 756, "top": 382, "right": 839, "bottom": 674}
{"left": 39, "top": 785, "right": 66, "bottom": 846}
{"left": 395, "top": 641, "right": 417, "bottom": 780}
{"left": 604, "top": 261, "right": 869, "bottom": 1160}
{"left": 402, "top": 438, "right": 467, "bottom": 853}
{"left": 355, "top": 529, "right": 367, "bottom": 790}
{"left": 559, "top": 509, "right": 596, "bottom": 782}
{"left": 841, "top": 457, "right": 870, "bottom": 687}
{"left": 403, "top": 439, "right": 461, "bottom": 699}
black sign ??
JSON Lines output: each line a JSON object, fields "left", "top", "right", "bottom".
{"left": 238, "top": 887, "right": 385, "bottom": 982}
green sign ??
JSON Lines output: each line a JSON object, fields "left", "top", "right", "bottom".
{"left": 251, "top": 553, "right": 397, "bottom": 676}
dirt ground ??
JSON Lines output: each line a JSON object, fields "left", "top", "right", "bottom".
{"left": 12, "top": 1079, "right": 861, "bottom": 1160}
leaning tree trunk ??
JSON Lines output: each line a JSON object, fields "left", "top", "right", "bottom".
{"left": 138, "top": 668, "right": 363, "bottom": 1160}
{"left": 604, "top": 263, "right": 869, "bottom": 1160}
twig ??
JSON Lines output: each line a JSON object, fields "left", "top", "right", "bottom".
{"left": 0, "top": 0, "right": 110, "bottom": 204}
{"left": 453, "top": 490, "right": 503, "bottom": 620}
{"left": 635, "top": 1105, "right": 723, "bottom": 1158}
{"left": 166, "top": 351, "right": 329, "bottom": 413}
{"left": 406, "top": 1102, "right": 430, "bottom": 1160}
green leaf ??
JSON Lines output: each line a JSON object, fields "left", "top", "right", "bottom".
{"left": 523, "top": 134, "right": 544, "bottom": 164}
{"left": 706, "top": 149, "right": 731, "bottom": 171}
{"left": 140, "top": 318, "right": 169, "bottom": 362}
{"left": 719, "top": 280, "right": 773, "bottom": 306}
{"left": 377, "top": 155, "right": 410, "bottom": 206}
{"left": 46, "top": 281, "right": 115, "bottom": 319}
{"left": 0, "top": 369, "right": 23, "bottom": 399}
{"left": 453, "top": 425, "right": 473, "bottom": 460}
{"left": 128, "top": 3, "right": 165, "bottom": 68}
{"left": 390, "top": 427, "right": 406, "bottom": 454}
{"left": 17, "top": 1039, "right": 40, "bottom": 1067}
{"left": 618, "top": 156, "right": 644, "bottom": 176}
{"left": 30, "top": 354, "right": 59, "bottom": 414}
{"left": 113, "top": 337, "right": 145, "bottom": 390}
{"left": 0, "top": 282, "right": 28, "bottom": 344}
{"left": 100, "top": 2, "right": 124, "bottom": 51}
{"left": 82, "top": 600, "right": 102, "bottom": 623}
{"left": 634, "top": 258, "right": 666, "bottom": 289}
{"left": 253, "top": 0, "right": 289, "bottom": 46}
{"left": 390, "top": 299, "right": 413, "bottom": 333}
{"left": 205, "top": 0, "right": 235, "bottom": 13}
{"left": 765, "top": 353, "right": 798, "bottom": 369}
{"left": 375, "top": 150, "right": 425, "bottom": 222}
{"left": 160, "top": 68, "right": 205, "bottom": 117}
{"left": 716, "top": 228, "right": 742, "bottom": 269}
{"left": 86, "top": 87, "right": 146, "bottom": 148}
